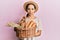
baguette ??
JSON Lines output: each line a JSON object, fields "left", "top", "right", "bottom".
{"left": 8, "top": 22, "right": 23, "bottom": 28}
{"left": 26, "top": 20, "right": 36, "bottom": 28}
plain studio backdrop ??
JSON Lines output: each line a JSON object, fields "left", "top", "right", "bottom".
{"left": 0, "top": 0, "right": 60, "bottom": 40}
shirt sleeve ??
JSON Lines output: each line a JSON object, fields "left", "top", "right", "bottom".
{"left": 35, "top": 18, "right": 43, "bottom": 30}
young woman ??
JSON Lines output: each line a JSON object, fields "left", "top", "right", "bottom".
{"left": 8, "top": 1, "right": 43, "bottom": 40}
{"left": 17, "top": 1, "right": 43, "bottom": 40}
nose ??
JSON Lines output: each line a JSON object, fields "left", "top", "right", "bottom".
{"left": 30, "top": 10, "right": 32, "bottom": 12}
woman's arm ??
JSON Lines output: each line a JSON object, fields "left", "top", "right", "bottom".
{"left": 35, "top": 18, "right": 43, "bottom": 36}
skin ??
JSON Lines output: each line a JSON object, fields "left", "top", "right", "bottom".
{"left": 27, "top": 4, "right": 35, "bottom": 19}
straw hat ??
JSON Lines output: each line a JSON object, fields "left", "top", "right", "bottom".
{"left": 23, "top": 1, "right": 38, "bottom": 12}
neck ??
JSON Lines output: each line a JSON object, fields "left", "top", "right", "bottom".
{"left": 28, "top": 14, "right": 35, "bottom": 19}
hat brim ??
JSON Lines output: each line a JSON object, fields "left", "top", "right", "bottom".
{"left": 23, "top": 1, "right": 38, "bottom": 12}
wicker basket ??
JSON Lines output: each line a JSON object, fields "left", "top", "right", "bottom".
{"left": 16, "top": 26, "right": 36, "bottom": 38}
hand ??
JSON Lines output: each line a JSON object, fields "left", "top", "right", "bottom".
{"left": 35, "top": 30, "right": 42, "bottom": 37}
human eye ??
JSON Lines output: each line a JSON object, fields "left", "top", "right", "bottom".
{"left": 32, "top": 8, "right": 34, "bottom": 10}
{"left": 28, "top": 8, "right": 30, "bottom": 10}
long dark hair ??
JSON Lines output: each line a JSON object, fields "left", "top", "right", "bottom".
{"left": 26, "top": 14, "right": 30, "bottom": 17}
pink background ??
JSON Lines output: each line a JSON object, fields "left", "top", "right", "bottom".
{"left": 0, "top": 0, "right": 60, "bottom": 40}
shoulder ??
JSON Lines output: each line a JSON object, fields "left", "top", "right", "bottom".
{"left": 34, "top": 17, "right": 39, "bottom": 23}
{"left": 35, "top": 17, "right": 42, "bottom": 23}
{"left": 19, "top": 16, "right": 26, "bottom": 22}
{"left": 21, "top": 16, "right": 26, "bottom": 20}
{"left": 34, "top": 17, "right": 39, "bottom": 21}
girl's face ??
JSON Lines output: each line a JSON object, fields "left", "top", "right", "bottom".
{"left": 27, "top": 4, "right": 35, "bottom": 15}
